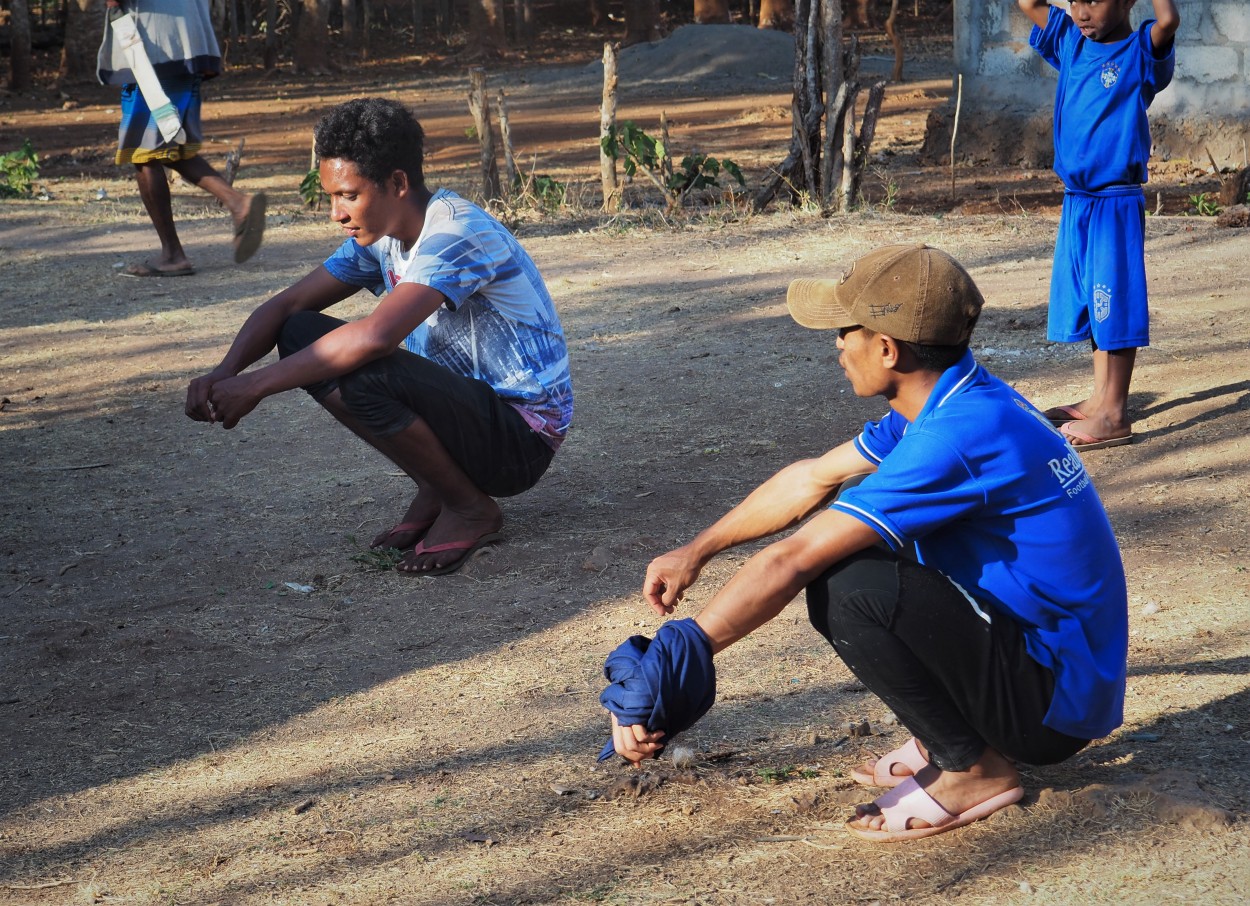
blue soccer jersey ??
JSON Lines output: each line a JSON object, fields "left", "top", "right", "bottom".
{"left": 832, "top": 351, "right": 1128, "bottom": 740}
{"left": 324, "top": 189, "right": 573, "bottom": 445}
{"left": 1031, "top": 5, "right": 1174, "bottom": 192}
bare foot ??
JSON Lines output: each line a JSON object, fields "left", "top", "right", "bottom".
{"left": 397, "top": 501, "right": 503, "bottom": 574}
{"left": 848, "top": 749, "right": 1020, "bottom": 833}
{"left": 853, "top": 737, "right": 928, "bottom": 786}
{"left": 1059, "top": 411, "right": 1133, "bottom": 446}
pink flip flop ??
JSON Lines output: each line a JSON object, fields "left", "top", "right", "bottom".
{"left": 399, "top": 532, "right": 504, "bottom": 576}
{"left": 1059, "top": 422, "right": 1134, "bottom": 451}
{"left": 846, "top": 777, "right": 1024, "bottom": 843}
{"left": 850, "top": 737, "right": 930, "bottom": 788}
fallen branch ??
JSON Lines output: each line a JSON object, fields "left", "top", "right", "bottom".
{"left": 2, "top": 879, "right": 83, "bottom": 891}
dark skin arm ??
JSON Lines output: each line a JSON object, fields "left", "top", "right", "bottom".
{"left": 613, "top": 441, "right": 878, "bottom": 765}
{"left": 1017, "top": 0, "right": 1051, "bottom": 29}
{"left": 1148, "top": 0, "right": 1180, "bottom": 51}
{"left": 185, "top": 266, "right": 447, "bottom": 428}
{"left": 613, "top": 508, "right": 883, "bottom": 765}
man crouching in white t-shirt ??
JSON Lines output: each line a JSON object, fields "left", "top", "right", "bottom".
{"left": 185, "top": 98, "right": 572, "bottom": 576}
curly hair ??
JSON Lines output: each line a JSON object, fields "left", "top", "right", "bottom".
{"left": 313, "top": 98, "right": 425, "bottom": 188}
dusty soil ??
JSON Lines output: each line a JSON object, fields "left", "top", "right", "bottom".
{"left": 2, "top": 21, "right": 1248, "bottom": 906}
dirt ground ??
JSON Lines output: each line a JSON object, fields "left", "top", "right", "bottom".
{"left": 2, "top": 21, "right": 1249, "bottom": 906}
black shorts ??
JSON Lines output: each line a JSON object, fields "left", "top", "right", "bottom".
{"left": 277, "top": 310, "right": 554, "bottom": 497}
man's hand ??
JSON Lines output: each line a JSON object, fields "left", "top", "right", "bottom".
{"left": 185, "top": 368, "right": 233, "bottom": 423}
{"left": 643, "top": 545, "right": 705, "bottom": 615}
{"left": 205, "top": 373, "right": 264, "bottom": 429}
{"left": 609, "top": 713, "right": 665, "bottom": 766}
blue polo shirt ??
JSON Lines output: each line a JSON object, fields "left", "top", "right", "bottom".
{"left": 1031, "top": 6, "right": 1174, "bottom": 192}
{"left": 832, "top": 351, "right": 1127, "bottom": 739}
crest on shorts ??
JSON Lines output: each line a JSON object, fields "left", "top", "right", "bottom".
{"left": 1093, "top": 283, "right": 1112, "bottom": 323}
{"left": 1100, "top": 62, "right": 1121, "bottom": 89}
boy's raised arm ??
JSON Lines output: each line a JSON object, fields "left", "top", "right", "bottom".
{"left": 1150, "top": 0, "right": 1181, "bottom": 51}
{"left": 1017, "top": 0, "right": 1051, "bottom": 30}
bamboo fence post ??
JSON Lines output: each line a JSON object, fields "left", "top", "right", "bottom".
{"left": 467, "top": 67, "right": 502, "bottom": 204}
{"left": 599, "top": 42, "right": 620, "bottom": 212}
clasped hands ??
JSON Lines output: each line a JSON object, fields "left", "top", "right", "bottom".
{"left": 185, "top": 370, "right": 262, "bottom": 429}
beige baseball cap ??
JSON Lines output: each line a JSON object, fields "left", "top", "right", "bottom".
{"left": 786, "top": 243, "right": 984, "bottom": 345}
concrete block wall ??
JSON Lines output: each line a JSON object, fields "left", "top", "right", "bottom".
{"left": 924, "top": 1, "right": 1250, "bottom": 169}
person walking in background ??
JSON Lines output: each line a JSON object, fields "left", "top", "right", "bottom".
{"left": 98, "top": 0, "right": 266, "bottom": 277}
{"left": 1017, "top": 0, "right": 1180, "bottom": 450}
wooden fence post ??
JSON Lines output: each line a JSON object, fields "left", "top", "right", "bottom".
{"left": 497, "top": 89, "right": 518, "bottom": 195}
{"left": 468, "top": 67, "right": 502, "bottom": 204}
{"left": 600, "top": 42, "right": 620, "bottom": 212}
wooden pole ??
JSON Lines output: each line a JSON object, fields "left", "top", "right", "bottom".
{"left": 599, "top": 42, "right": 620, "bottom": 212}
{"left": 497, "top": 89, "right": 518, "bottom": 195}
{"left": 819, "top": 0, "right": 845, "bottom": 205}
{"left": 949, "top": 72, "right": 963, "bottom": 197}
{"left": 838, "top": 85, "right": 859, "bottom": 212}
{"left": 468, "top": 67, "right": 502, "bottom": 203}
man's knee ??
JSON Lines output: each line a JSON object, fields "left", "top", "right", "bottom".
{"left": 277, "top": 310, "right": 330, "bottom": 359}
{"left": 805, "top": 549, "right": 900, "bottom": 646}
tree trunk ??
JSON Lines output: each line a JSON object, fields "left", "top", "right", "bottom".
{"left": 343, "top": 0, "right": 360, "bottom": 54}
{"left": 757, "top": 0, "right": 792, "bottom": 30}
{"left": 468, "top": 0, "right": 506, "bottom": 58}
{"left": 694, "top": 0, "right": 730, "bottom": 24}
{"left": 293, "top": 0, "right": 331, "bottom": 73}
{"left": 263, "top": 0, "right": 280, "bottom": 69}
{"left": 59, "top": 0, "right": 106, "bottom": 84}
{"left": 622, "top": 0, "right": 659, "bottom": 47}
{"left": 9, "top": 0, "right": 34, "bottom": 91}
{"left": 589, "top": 0, "right": 608, "bottom": 28}
{"left": 512, "top": 0, "right": 532, "bottom": 46}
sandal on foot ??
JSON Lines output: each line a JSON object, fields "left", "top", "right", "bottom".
{"left": 370, "top": 519, "right": 436, "bottom": 550}
{"left": 232, "top": 192, "right": 267, "bottom": 263}
{"left": 1042, "top": 404, "right": 1086, "bottom": 425}
{"left": 846, "top": 777, "right": 1024, "bottom": 843}
{"left": 850, "top": 737, "right": 929, "bottom": 788}
{"left": 398, "top": 532, "right": 504, "bottom": 577}
{"left": 1059, "top": 422, "right": 1134, "bottom": 451}
{"left": 122, "top": 260, "right": 195, "bottom": 277}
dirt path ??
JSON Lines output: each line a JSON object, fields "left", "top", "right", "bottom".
{"left": 2, "top": 27, "right": 1248, "bottom": 906}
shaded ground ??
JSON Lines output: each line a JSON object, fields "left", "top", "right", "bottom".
{"left": 2, "top": 21, "right": 1248, "bottom": 906}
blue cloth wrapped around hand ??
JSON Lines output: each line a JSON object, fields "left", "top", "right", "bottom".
{"left": 598, "top": 617, "right": 716, "bottom": 761}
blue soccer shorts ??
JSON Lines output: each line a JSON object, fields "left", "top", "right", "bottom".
{"left": 1048, "top": 187, "right": 1149, "bottom": 351}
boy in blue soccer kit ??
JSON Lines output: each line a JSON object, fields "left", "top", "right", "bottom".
{"left": 1018, "top": 0, "right": 1181, "bottom": 449}
{"left": 604, "top": 245, "right": 1128, "bottom": 843}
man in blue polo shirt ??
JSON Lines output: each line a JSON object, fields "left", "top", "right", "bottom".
{"left": 606, "top": 244, "right": 1127, "bottom": 844}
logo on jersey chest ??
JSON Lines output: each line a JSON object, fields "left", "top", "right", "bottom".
{"left": 1100, "top": 62, "right": 1121, "bottom": 89}
{"left": 1093, "top": 283, "right": 1112, "bottom": 323}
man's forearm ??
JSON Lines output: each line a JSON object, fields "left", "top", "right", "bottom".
{"left": 694, "top": 509, "right": 881, "bottom": 653}
{"left": 685, "top": 443, "right": 871, "bottom": 563}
